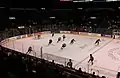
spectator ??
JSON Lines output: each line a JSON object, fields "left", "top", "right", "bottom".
{"left": 67, "top": 59, "right": 73, "bottom": 68}
{"left": 52, "top": 60, "right": 55, "bottom": 63}
{"left": 92, "top": 72, "right": 96, "bottom": 78}
{"left": 78, "top": 68, "right": 82, "bottom": 72}
{"left": 101, "top": 76, "right": 106, "bottom": 78}
{"left": 0, "top": 46, "right": 103, "bottom": 78}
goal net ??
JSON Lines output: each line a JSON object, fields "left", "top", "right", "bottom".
{"left": 42, "top": 53, "right": 78, "bottom": 66}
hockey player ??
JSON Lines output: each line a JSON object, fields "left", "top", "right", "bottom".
{"left": 61, "top": 43, "right": 66, "bottom": 50}
{"left": 57, "top": 37, "right": 61, "bottom": 43}
{"left": 113, "top": 34, "right": 115, "bottom": 39}
{"left": 94, "top": 39, "right": 101, "bottom": 46}
{"left": 26, "top": 46, "right": 32, "bottom": 54}
{"left": 88, "top": 54, "right": 94, "bottom": 65}
{"left": 48, "top": 39, "right": 53, "bottom": 45}
{"left": 70, "top": 39, "right": 75, "bottom": 44}
{"left": 62, "top": 35, "right": 66, "bottom": 41}
{"left": 52, "top": 32, "right": 54, "bottom": 37}
{"left": 67, "top": 59, "right": 73, "bottom": 68}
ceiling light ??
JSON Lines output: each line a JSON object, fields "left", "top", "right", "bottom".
{"left": 90, "top": 17, "right": 96, "bottom": 19}
{"left": 77, "top": 8, "right": 82, "bottom": 10}
{"left": 49, "top": 17, "right": 55, "bottom": 19}
{"left": 41, "top": 8, "right": 45, "bottom": 10}
{"left": 9, "top": 17, "right": 15, "bottom": 20}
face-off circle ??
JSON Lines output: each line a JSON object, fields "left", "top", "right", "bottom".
{"left": 108, "top": 48, "right": 120, "bottom": 61}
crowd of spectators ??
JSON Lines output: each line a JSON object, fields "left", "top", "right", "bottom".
{"left": 0, "top": 45, "right": 106, "bottom": 78}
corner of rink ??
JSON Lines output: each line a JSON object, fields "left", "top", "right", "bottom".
{"left": 74, "top": 61, "right": 117, "bottom": 78}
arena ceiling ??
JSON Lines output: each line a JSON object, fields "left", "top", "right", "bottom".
{"left": 8, "top": 7, "right": 120, "bottom": 20}
{"left": 0, "top": 1, "right": 120, "bottom": 29}
{"left": 1, "top": 0, "right": 120, "bottom": 8}
{"left": 7, "top": 1, "right": 120, "bottom": 18}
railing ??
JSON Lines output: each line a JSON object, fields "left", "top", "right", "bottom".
{"left": 43, "top": 53, "right": 78, "bottom": 66}
{"left": 74, "top": 62, "right": 117, "bottom": 78}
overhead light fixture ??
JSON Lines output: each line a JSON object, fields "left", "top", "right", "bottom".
{"left": 29, "top": 25, "right": 31, "bottom": 27}
{"left": 33, "top": 22, "right": 37, "bottom": 24}
{"left": 94, "top": 24, "right": 97, "bottom": 26}
{"left": 10, "top": 8, "right": 24, "bottom": 10}
{"left": 87, "top": 23, "right": 89, "bottom": 25}
{"left": 77, "top": 8, "right": 82, "bottom": 10}
{"left": 41, "top": 8, "right": 45, "bottom": 10}
{"left": 0, "top": 7, "right": 5, "bottom": 8}
{"left": 117, "top": 21, "right": 120, "bottom": 23}
{"left": 73, "top": 0, "right": 84, "bottom": 2}
{"left": 49, "top": 17, "right": 55, "bottom": 19}
{"left": 25, "top": 8, "right": 37, "bottom": 11}
{"left": 73, "top": 0, "right": 92, "bottom": 2}
{"left": 106, "top": 0, "right": 117, "bottom": 2}
{"left": 90, "top": 26, "right": 92, "bottom": 28}
{"left": 90, "top": 17, "right": 96, "bottom": 19}
{"left": 60, "top": 0, "right": 72, "bottom": 1}
{"left": 89, "top": 21, "right": 91, "bottom": 23}
{"left": 18, "top": 26, "right": 25, "bottom": 29}
{"left": 9, "top": 17, "right": 15, "bottom": 20}
{"left": 112, "top": 20, "right": 114, "bottom": 22}
{"left": 116, "top": 16, "right": 119, "bottom": 18}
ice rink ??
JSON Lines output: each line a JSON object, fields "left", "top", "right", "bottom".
{"left": 3, "top": 33, "right": 120, "bottom": 78}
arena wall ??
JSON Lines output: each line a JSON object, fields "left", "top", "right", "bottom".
{"left": 1, "top": 30, "right": 116, "bottom": 46}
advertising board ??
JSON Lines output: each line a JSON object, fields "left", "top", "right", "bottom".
{"left": 88, "top": 33, "right": 101, "bottom": 37}
{"left": 70, "top": 31, "right": 79, "bottom": 34}
{"left": 79, "top": 32, "right": 88, "bottom": 36}
{"left": 60, "top": 31, "right": 71, "bottom": 34}
{"left": 101, "top": 34, "right": 112, "bottom": 38}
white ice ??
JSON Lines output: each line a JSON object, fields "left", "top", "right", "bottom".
{"left": 3, "top": 34, "right": 120, "bottom": 78}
